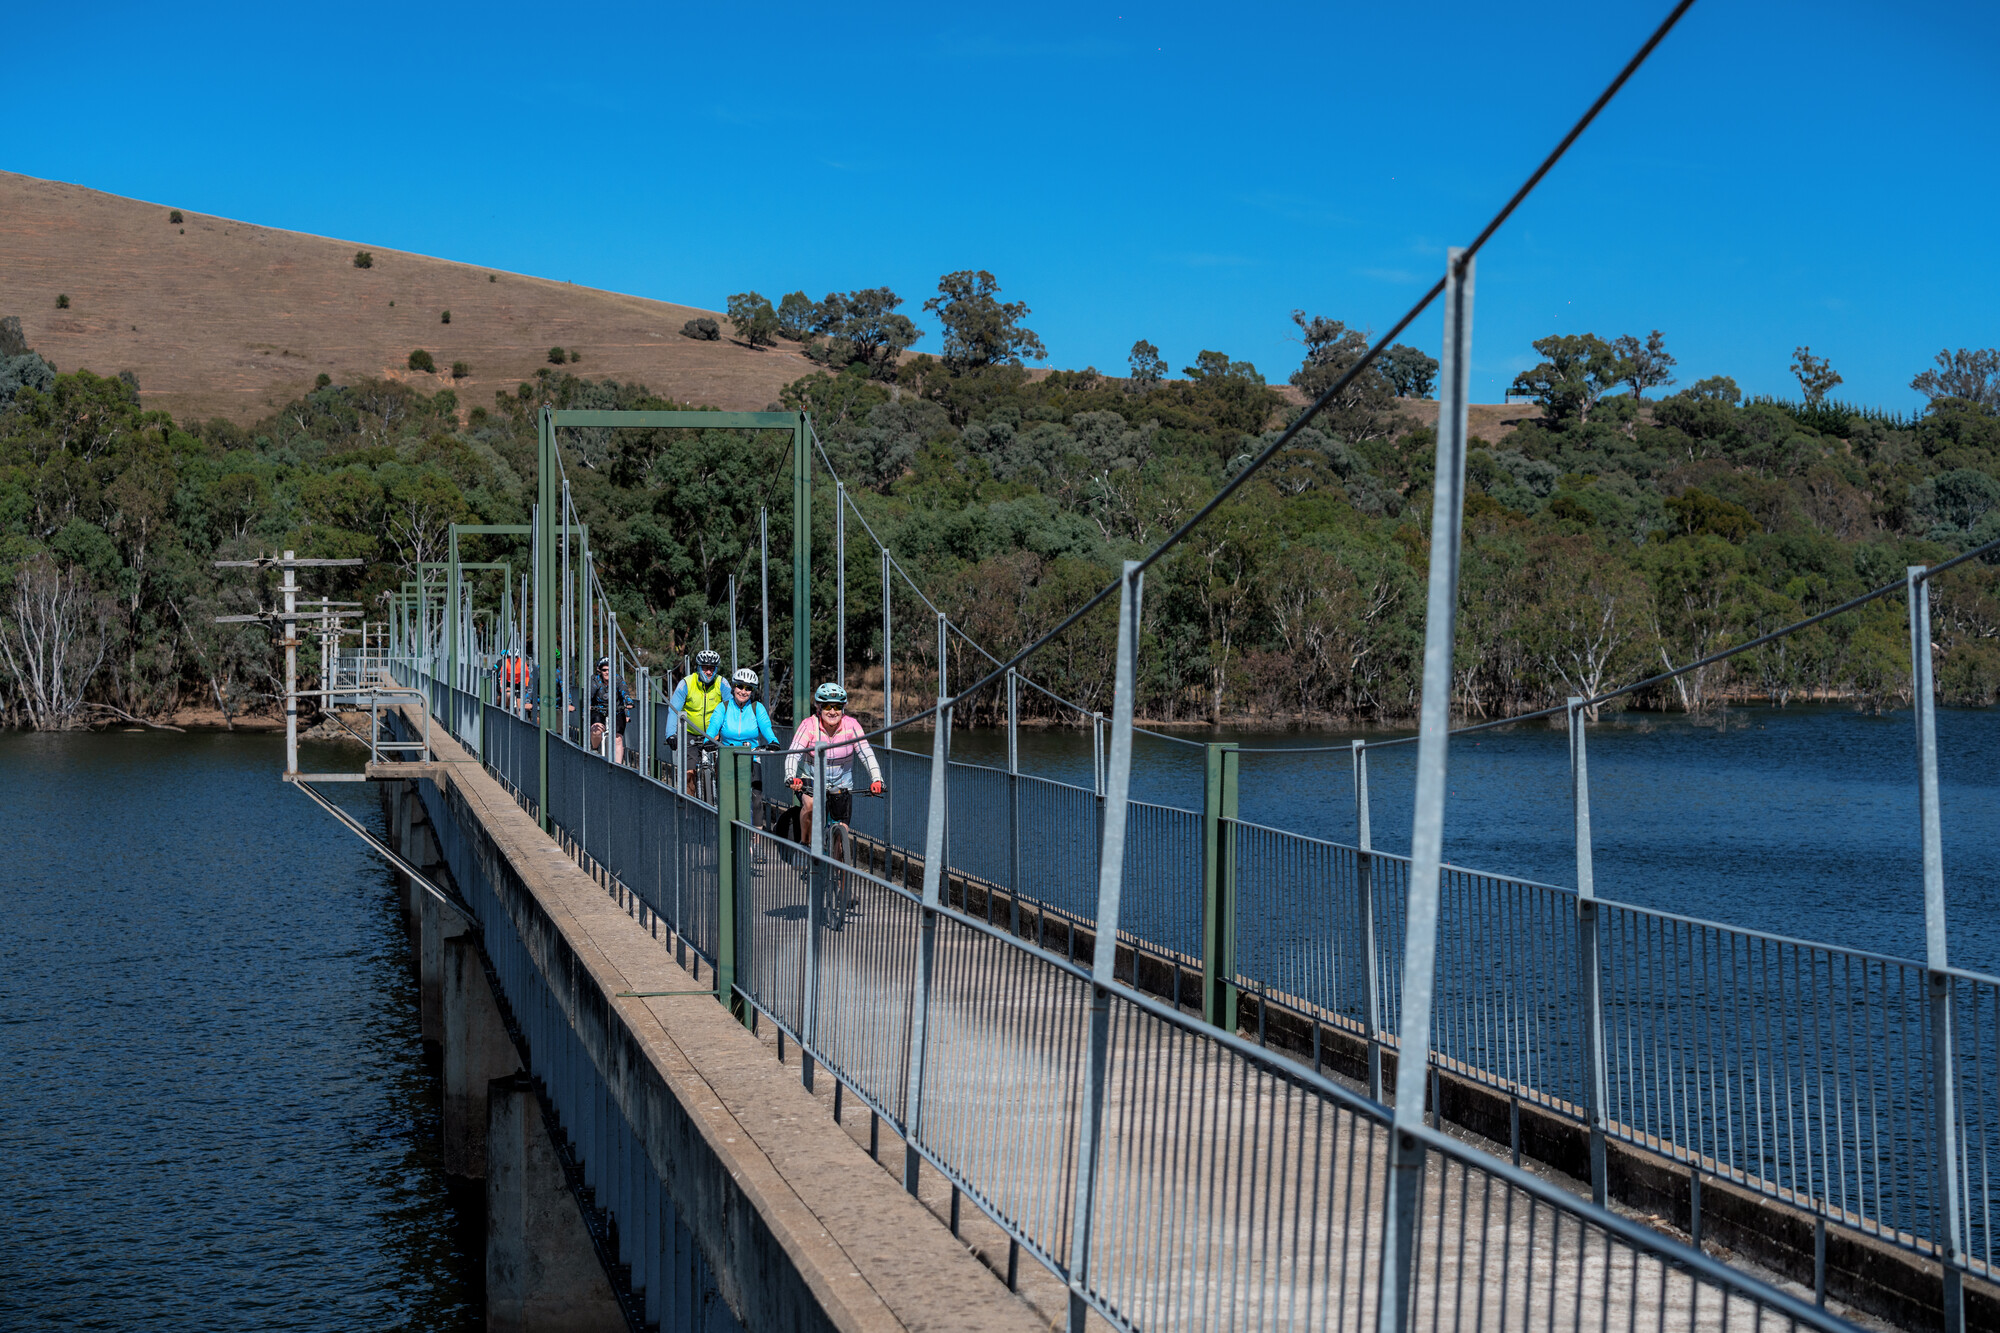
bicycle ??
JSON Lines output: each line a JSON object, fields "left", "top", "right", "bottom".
{"left": 686, "top": 739, "right": 783, "bottom": 809}
{"left": 791, "top": 784, "right": 881, "bottom": 931}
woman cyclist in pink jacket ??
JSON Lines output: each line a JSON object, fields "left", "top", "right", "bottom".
{"left": 786, "top": 682, "right": 882, "bottom": 849}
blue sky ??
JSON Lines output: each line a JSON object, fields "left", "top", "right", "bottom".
{"left": 13, "top": 1, "right": 1995, "bottom": 408}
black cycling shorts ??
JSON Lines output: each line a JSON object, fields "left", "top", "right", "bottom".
{"left": 799, "top": 785, "right": 852, "bottom": 823}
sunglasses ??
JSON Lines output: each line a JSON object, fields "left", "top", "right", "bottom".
{"left": 819, "top": 702, "right": 845, "bottom": 711}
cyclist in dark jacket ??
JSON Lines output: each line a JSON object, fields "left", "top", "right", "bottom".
{"left": 589, "top": 657, "right": 633, "bottom": 762}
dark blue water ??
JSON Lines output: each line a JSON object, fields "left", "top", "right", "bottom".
{"left": 1, "top": 731, "right": 479, "bottom": 1331}
{"left": 949, "top": 704, "right": 2000, "bottom": 976}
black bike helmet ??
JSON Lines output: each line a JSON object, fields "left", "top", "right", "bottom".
{"left": 695, "top": 649, "right": 721, "bottom": 672}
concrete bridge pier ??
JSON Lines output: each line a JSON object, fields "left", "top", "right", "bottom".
{"left": 488, "top": 1074, "right": 627, "bottom": 1333}
{"left": 443, "top": 929, "right": 521, "bottom": 1177}
{"left": 380, "top": 778, "right": 623, "bottom": 1331}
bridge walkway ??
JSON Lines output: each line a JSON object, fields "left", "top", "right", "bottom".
{"left": 394, "top": 703, "right": 1051, "bottom": 1333}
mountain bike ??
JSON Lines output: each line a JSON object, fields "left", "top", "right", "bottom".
{"left": 803, "top": 787, "right": 881, "bottom": 932}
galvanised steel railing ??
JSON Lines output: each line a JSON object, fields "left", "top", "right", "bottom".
{"left": 851, "top": 747, "right": 1206, "bottom": 975}
{"left": 391, "top": 661, "right": 1994, "bottom": 1304}
{"left": 718, "top": 808, "right": 1847, "bottom": 1332}
{"left": 1228, "top": 811, "right": 2000, "bottom": 1283}
{"left": 400, "top": 669, "right": 1851, "bottom": 1330}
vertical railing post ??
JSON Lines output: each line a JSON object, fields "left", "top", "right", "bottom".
{"left": 561, "top": 480, "right": 573, "bottom": 749}
{"left": 610, "top": 610, "right": 623, "bottom": 764}
{"left": 1066, "top": 560, "right": 1142, "bottom": 1333}
{"left": 535, "top": 487, "right": 552, "bottom": 815}
{"left": 1377, "top": 248, "right": 1473, "bottom": 1333}
{"left": 1007, "top": 667, "right": 1020, "bottom": 935}
{"left": 1353, "top": 739, "right": 1383, "bottom": 1101}
{"left": 881, "top": 548, "right": 894, "bottom": 748}
{"left": 1201, "top": 741, "right": 1240, "bottom": 1031}
{"left": 446, "top": 526, "right": 460, "bottom": 699}
{"left": 1091, "top": 710, "right": 1106, "bottom": 900}
{"left": 882, "top": 548, "right": 895, "bottom": 848}
{"left": 281, "top": 551, "right": 298, "bottom": 774}
{"left": 637, "top": 666, "right": 650, "bottom": 778}
{"left": 760, "top": 506, "right": 771, "bottom": 712}
{"left": 675, "top": 708, "right": 687, "bottom": 796}
{"left": 900, "top": 690, "right": 952, "bottom": 1196}
{"left": 836, "top": 482, "right": 847, "bottom": 692}
{"left": 1910, "top": 565, "right": 1966, "bottom": 1333}
{"left": 792, "top": 416, "right": 813, "bottom": 726}
{"left": 803, "top": 740, "right": 827, "bottom": 1094}
{"left": 717, "top": 745, "right": 751, "bottom": 1024}
{"left": 1570, "top": 696, "right": 1609, "bottom": 1205}
{"left": 937, "top": 612, "right": 949, "bottom": 872}
{"left": 728, "top": 574, "right": 738, "bottom": 677}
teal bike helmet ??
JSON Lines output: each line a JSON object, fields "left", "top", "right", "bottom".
{"left": 814, "top": 682, "right": 849, "bottom": 705}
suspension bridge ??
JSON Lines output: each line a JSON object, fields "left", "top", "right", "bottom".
{"left": 248, "top": 4, "right": 2000, "bottom": 1329}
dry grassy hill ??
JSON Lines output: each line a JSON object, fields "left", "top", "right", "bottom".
{"left": 0, "top": 170, "right": 818, "bottom": 424}
{"left": 0, "top": 169, "right": 1542, "bottom": 440}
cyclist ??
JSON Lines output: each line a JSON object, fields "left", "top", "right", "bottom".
{"left": 498, "top": 649, "right": 526, "bottom": 711}
{"left": 670, "top": 649, "right": 725, "bottom": 732}
{"left": 705, "top": 668, "right": 779, "bottom": 747}
{"left": 669, "top": 649, "right": 725, "bottom": 789}
{"left": 786, "top": 682, "right": 882, "bottom": 850}
{"left": 589, "top": 656, "right": 633, "bottom": 762}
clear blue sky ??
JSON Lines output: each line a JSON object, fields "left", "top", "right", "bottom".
{"left": 14, "top": 1, "right": 1995, "bottom": 408}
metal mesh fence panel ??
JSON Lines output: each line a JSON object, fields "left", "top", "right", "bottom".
{"left": 1952, "top": 971, "right": 1999, "bottom": 1278}
{"left": 915, "top": 913, "right": 1091, "bottom": 1280}
{"left": 1084, "top": 990, "right": 1389, "bottom": 1332}
{"left": 1600, "top": 905, "right": 1944, "bottom": 1257}
{"left": 1016, "top": 772, "right": 1102, "bottom": 932}
{"left": 1119, "top": 801, "right": 1203, "bottom": 968}
{"left": 1406, "top": 1122, "right": 1837, "bottom": 1333}
{"left": 739, "top": 827, "right": 919, "bottom": 1127}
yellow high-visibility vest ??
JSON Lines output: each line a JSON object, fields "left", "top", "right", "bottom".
{"left": 680, "top": 672, "right": 724, "bottom": 731}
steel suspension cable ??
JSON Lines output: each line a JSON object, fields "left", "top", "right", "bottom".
{"left": 846, "top": 0, "right": 1702, "bottom": 742}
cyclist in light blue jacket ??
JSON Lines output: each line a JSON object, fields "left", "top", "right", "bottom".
{"left": 705, "top": 668, "right": 778, "bottom": 747}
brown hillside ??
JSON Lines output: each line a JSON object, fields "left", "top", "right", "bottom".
{"left": 0, "top": 170, "right": 818, "bottom": 424}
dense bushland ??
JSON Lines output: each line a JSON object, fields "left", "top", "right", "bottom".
{"left": 2, "top": 283, "right": 1997, "bottom": 731}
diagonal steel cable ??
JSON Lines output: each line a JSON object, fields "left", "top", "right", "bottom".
{"left": 843, "top": 0, "right": 1701, "bottom": 743}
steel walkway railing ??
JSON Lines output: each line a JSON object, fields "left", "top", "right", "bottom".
{"left": 378, "top": 658, "right": 1873, "bottom": 1331}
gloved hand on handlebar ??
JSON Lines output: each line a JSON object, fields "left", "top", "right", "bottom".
{"left": 870, "top": 781, "right": 883, "bottom": 795}
{"left": 788, "top": 776, "right": 805, "bottom": 792}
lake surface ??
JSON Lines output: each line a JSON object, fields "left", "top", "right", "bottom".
{"left": 3, "top": 704, "right": 1994, "bottom": 1329}
{"left": 1, "top": 731, "right": 479, "bottom": 1332}
{"left": 945, "top": 703, "right": 2000, "bottom": 975}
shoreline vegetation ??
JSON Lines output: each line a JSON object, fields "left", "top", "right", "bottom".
{"left": 3, "top": 287, "right": 1999, "bottom": 734}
